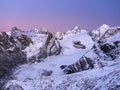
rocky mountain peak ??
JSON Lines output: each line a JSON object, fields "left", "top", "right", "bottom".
{"left": 10, "top": 27, "right": 23, "bottom": 38}
{"left": 98, "top": 24, "right": 110, "bottom": 30}
{"left": 73, "top": 26, "right": 81, "bottom": 31}
{"left": 66, "top": 26, "right": 81, "bottom": 35}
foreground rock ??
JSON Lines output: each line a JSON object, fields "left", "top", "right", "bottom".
{"left": 0, "top": 32, "right": 28, "bottom": 77}
{"left": 0, "top": 31, "right": 32, "bottom": 89}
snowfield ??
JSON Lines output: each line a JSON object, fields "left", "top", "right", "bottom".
{"left": 5, "top": 60, "right": 120, "bottom": 90}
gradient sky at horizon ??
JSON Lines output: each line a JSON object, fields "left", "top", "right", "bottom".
{"left": 0, "top": 0, "right": 120, "bottom": 32}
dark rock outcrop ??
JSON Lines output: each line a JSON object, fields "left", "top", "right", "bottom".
{"left": 17, "top": 34, "right": 33, "bottom": 49}
{"left": 41, "top": 69, "right": 53, "bottom": 76}
{"left": 45, "top": 32, "right": 61, "bottom": 56}
{"left": 10, "top": 27, "right": 22, "bottom": 38}
{"left": 0, "top": 32, "right": 29, "bottom": 89}
{"left": 33, "top": 32, "right": 62, "bottom": 62}
{"left": 0, "top": 32, "right": 13, "bottom": 49}
{"left": 73, "top": 41, "right": 86, "bottom": 49}
{"left": 100, "top": 43, "right": 116, "bottom": 53}
{"left": 61, "top": 56, "right": 95, "bottom": 74}
{"left": 60, "top": 65, "right": 68, "bottom": 69}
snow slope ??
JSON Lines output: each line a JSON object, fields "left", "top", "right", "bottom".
{"left": 60, "top": 30, "right": 94, "bottom": 55}
{"left": 5, "top": 57, "right": 120, "bottom": 90}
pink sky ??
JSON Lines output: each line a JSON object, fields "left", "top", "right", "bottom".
{"left": 0, "top": 0, "right": 120, "bottom": 32}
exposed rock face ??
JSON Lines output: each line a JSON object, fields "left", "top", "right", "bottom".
{"left": 55, "top": 32, "right": 64, "bottom": 40}
{"left": 66, "top": 26, "right": 81, "bottom": 35}
{"left": 0, "top": 32, "right": 28, "bottom": 87}
{"left": 0, "top": 48, "right": 26, "bottom": 77}
{"left": 61, "top": 27, "right": 120, "bottom": 74}
{"left": 37, "top": 32, "right": 61, "bottom": 61}
{"left": 41, "top": 69, "right": 53, "bottom": 76}
{"left": 60, "top": 65, "right": 68, "bottom": 69}
{"left": 5, "top": 84, "right": 24, "bottom": 90}
{"left": 10, "top": 27, "right": 33, "bottom": 49}
{"left": 89, "top": 24, "right": 110, "bottom": 42}
{"left": 0, "top": 32, "right": 13, "bottom": 49}
{"left": 17, "top": 34, "right": 33, "bottom": 49}
{"left": 73, "top": 41, "right": 86, "bottom": 49}
{"left": 30, "top": 32, "right": 62, "bottom": 62}
{"left": 11, "top": 27, "right": 23, "bottom": 38}
{"left": 100, "top": 43, "right": 116, "bottom": 53}
{"left": 61, "top": 56, "right": 95, "bottom": 74}
{"left": 39, "top": 27, "right": 48, "bottom": 34}
{"left": 45, "top": 32, "right": 61, "bottom": 56}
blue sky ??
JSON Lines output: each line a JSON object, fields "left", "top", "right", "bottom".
{"left": 0, "top": 0, "right": 120, "bottom": 32}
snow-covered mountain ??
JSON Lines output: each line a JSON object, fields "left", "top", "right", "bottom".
{"left": 0, "top": 25, "right": 120, "bottom": 90}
